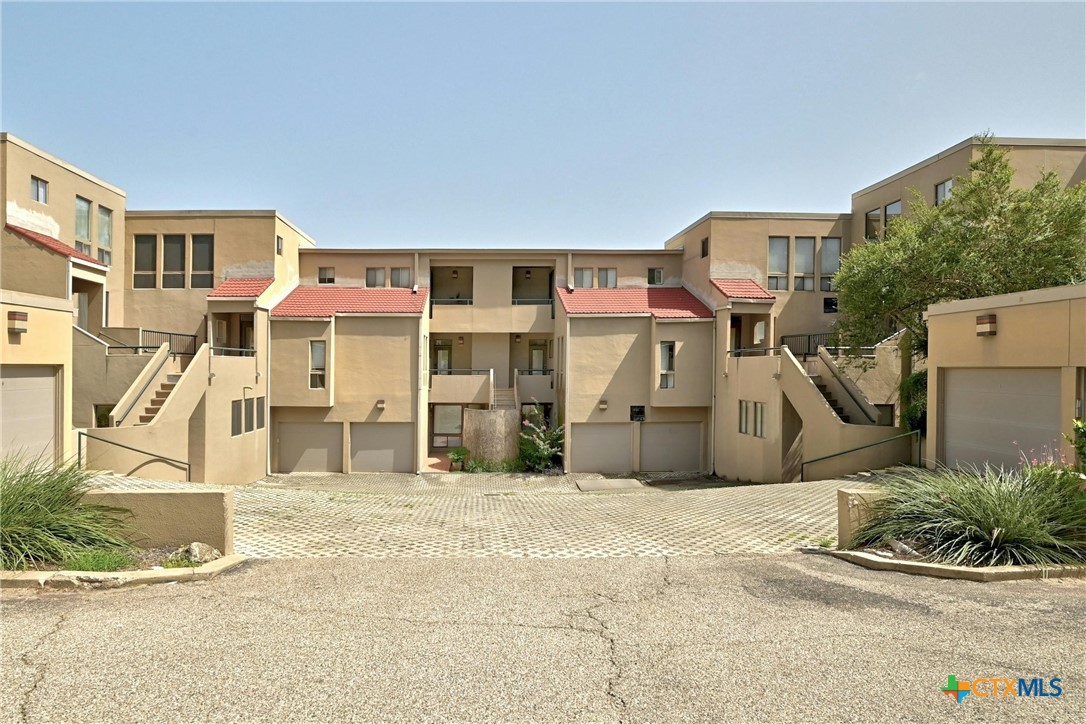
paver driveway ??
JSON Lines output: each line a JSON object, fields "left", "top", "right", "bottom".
{"left": 91, "top": 472, "right": 852, "bottom": 558}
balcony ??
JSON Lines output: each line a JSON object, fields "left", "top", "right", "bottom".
{"left": 516, "top": 369, "right": 555, "bottom": 405}
{"left": 429, "top": 369, "right": 492, "bottom": 404}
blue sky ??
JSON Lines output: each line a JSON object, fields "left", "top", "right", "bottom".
{"left": 3, "top": 2, "right": 1083, "bottom": 249}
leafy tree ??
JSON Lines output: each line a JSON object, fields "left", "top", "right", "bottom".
{"left": 834, "top": 136, "right": 1086, "bottom": 356}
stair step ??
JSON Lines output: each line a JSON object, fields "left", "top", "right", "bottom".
{"left": 149, "top": 397, "right": 165, "bottom": 407}
{"left": 138, "top": 414, "right": 155, "bottom": 423}
{"left": 166, "top": 374, "right": 182, "bottom": 383}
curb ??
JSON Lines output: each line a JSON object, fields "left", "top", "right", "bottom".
{"left": 831, "top": 550, "right": 1086, "bottom": 583}
{"left": 0, "top": 554, "right": 249, "bottom": 590}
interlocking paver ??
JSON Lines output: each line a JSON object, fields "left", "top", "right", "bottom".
{"left": 90, "top": 471, "right": 856, "bottom": 559}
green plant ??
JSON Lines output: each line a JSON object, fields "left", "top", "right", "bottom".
{"left": 847, "top": 464, "right": 1086, "bottom": 567}
{"left": 816, "top": 537, "right": 836, "bottom": 549}
{"left": 519, "top": 406, "right": 563, "bottom": 472}
{"left": 1065, "top": 419, "right": 1086, "bottom": 470}
{"left": 463, "top": 457, "right": 525, "bottom": 473}
{"left": 0, "top": 456, "right": 132, "bottom": 570}
{"left": 447, "top": 447, "right": 469, "bottom": 466}
{"left": 61, "top": 547, "right": 135, "bottom": 572}
{"left": 162, "top": 555, "right": 199, "bottom": 569}
{"left": 899, "top": 369, "right": 928, "bottom": 432}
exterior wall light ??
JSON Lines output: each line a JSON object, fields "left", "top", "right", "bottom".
{"left": 976, "top": 313, "right": 997, "bottom": 336}
{"left": 376, "top": 400, "right": 386, "bottom": 410}
{"left": 7, "top": 310, "right": 27, "bottom": 334}
{"left": 515, "top": 335, "right": 522, "bottom": 343}
{"left": 525, "top": 270, "right": 532, "bottom": 280}
{"left": 457, "top": 336, "right": 464, "bottom": 345}
{"left": 452, "top": 269, "right": 458, "bottom": 279}
{"left": 598, "top": 399, "right": 608, "bottom": 410}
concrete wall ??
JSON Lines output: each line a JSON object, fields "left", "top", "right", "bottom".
{"left": 568, "top": 251, "right": 683, "bottom": 289}
{"left": 464, "top": 408, "right": 519, "bottom": 462}
{"left": 298, "top": 251, "right": 415, "bottom": 287}
{"left": 270, "top": 319, "right": 334, "bottom": 407}
{"left": 0, "top": 230, "right": 70, "bottom": 300}
{"left": 71, "top": 327, "right": 157, "bottom": 429}
{"left": 83, "top": 489, "right": 233, "bottom": 554}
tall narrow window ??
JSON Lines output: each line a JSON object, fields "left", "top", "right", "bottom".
{"left": 75, "top": 197, "right": 92, "bottom": 253}
{"left": 133, "top": 235, "right": 157, "bottom": 288}
{"left": 739, "top": 400, "right": 750, "bottom": 435}
{"left": 754, "top": 402, "right": 767, "bottom": 438}
{"left": 768, "top": 236, "right": 789, "bottom": 291}
{"left": 391, "top": 267, "right": 412, "bottom": 288}
{"left": 598, "top": 268, "right": 617, "bottom": 288}
{"left": 276, "top": 235, "right": 283, "bottom": 255}
{"left": 574, "top": 268, "right": 593, "bottom": 288}
{"left": 97, "top": 207, "right": 112, "bottom": 265}
{"left": 820, "top": 237, "right": 841, "bottom": 291}
{"left": 191, "top": 234, "right": 214, "bottom": 288}
{"left": 310, "top": 340, "right": 327, "bottom": 389}
{"left": 884, "top": 200, "right": 902, "bottom": 230}
{"left": 231, "top": 400, "right": 243, "bottom": 437}
{"left": 318, "top": 267, "right": 336, "bottom": 284}
{"left": 701, "top": 237, "right": 709, "bottom": 258}
{"left": 366, "top": 268, "right": 385, "bottom": 287}
{"left": 256, "top": 396, "right": 266, "bottom": 429}
{"left": 794, "top": 237, "right": 815, "bottom": 291}
{"left": 648, "top": 268, "right": 664, "bottom": 285}
{"left": 935, "top": 179, "right": 954, "bottom": 206}
{"left": 659, "top": 341, "right": 675, "bottom": 389}
{"left": 31, "top": 176, "right": 48, "bottom": 204}
{"left": 162, "top": 234, "right": 186, "bottom": 288}
{"left": 865, "top": 208, "right": 881, "bottom": 239}
{"left": 244, "top": 397, "right": 255, "bottom": 433}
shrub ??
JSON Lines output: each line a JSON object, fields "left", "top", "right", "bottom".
{"left": 898, "top": 369, "right": 927, "bottom": 433}
{"left": 847, "top": 464, "right": 1086, "bottom": 567}
{"left": 61, "top": 547, "right": 135, "bottom": 572}
{"left": 1066, "top": 419, "right": 1086, "bottom": 471}
{"left": 0, "top": 456, "right": 132, "bottom": 570}
{"left": 519, "top": 406, "right": 563, "bottom": 472}
{"left": 447, "top": 446, "right": 470, "bottom": 466}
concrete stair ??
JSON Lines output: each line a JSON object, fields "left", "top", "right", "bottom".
{"left": 137, "top": 374, "right": 182, "bottom": 425}
{"left": 809, "top": 375, "right": 851, "bottom": 424}
{"left": 492, "top": 388, "right": 517, "bottom": 410}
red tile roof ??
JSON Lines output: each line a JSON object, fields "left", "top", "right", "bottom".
{"left": 710, "top": 278, "right": 775, "bottom": 301}
{"left": 208, "top": 277, "right": 274, "bottom": 299}
{"left": 272, "top": 286, "right": 430, "bottom": 317}
{"left": 4, "top": 224, "right": 104, "bottom": 267}
{"left": 556, "top": 287, "right": 713, "bottom": 319}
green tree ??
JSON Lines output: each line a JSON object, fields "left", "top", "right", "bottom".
{"left": 834, "top": 136, "right": 1086, "bottom": 356}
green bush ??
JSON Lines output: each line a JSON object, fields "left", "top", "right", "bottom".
{"left": 1066, "top": 419, "right": 1086, "bottom": 471}
{"left": 899, "top": 369, "right": 927, "bottom": 433}
{"left": 0, "top": 456, "right": 132, "bottom": 570}
{"left": 61, "top": 547, "right": 135, "bottom": 572}
{"left": 847, "top": 464, "right": 1086, "bottom": 567}
{"left": 447, "top": 446, "right": 470, "bottom": 466}
{"left": 519, "top": 406, "right": 563, "bottom": 472}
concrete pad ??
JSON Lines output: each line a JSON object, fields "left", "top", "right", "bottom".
{"left": 576, "top": 477, "right": 644, "bottom": 492}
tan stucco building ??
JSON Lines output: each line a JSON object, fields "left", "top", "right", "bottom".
{"left": 2, "top": 133, "right": 1083, "bottom": 482}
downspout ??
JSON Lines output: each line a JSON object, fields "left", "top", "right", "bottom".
{"left": 264, "top": 309, "right": 272, "bottom": 476}
{"left": 709, "top": 311, "right": 716, "bottom": 475}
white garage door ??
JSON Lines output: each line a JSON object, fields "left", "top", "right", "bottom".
{"left": 350, "top": 423, "right": 414, "bottom": 472}
{"left": 1, "top": 366, "right": 58, "bottom": 462}
{"left": 277, "top": 422, "right": 343, "bottom": 473}
{"left": 640, "top": 422, "right": 702, "bottom": 472}
{"left": 570, "top": 423, "right": 633, "bottom": 473}
{"left": 943, "top": 368, "right": 1061, "bottom": 470}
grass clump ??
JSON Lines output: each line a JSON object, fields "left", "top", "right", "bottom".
{"left": 847, "top": 464, "right": 1086, "bottom": 567}
{"left": 162, "top": 555, "right": 199, "bottom": 569}
{"left": 61, "top": 547, "right": 135, "bottom": 572}
{"left": 0, "top": 456, "right": 132, "bottom": 570}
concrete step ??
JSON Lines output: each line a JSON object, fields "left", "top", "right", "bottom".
{"left": 149, "top": 397, "right": 165, "bottom": 407}
{"left": 138, "top": 414, "right": 155, "bottom": 424}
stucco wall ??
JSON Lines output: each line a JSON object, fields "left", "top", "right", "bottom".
{"left": 464, "top": 408, "right": 519, "bottom": 462}
{"left": 71, "top": 328, "right": 156, "bottom": 429}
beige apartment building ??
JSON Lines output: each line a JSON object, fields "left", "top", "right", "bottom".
{"left": 1, "top": 133, "right": 1082, "bottom": 483}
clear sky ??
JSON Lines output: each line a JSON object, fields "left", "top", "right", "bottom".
{"left": 2, "top": 2, "right": 1083, "bottom": 249}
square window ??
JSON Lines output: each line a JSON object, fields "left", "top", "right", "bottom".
{"left": 31, "top": 176, "right": 48, "bottom": 204}
{"left": 98, "top": 249, "right": 111, "bottom": 266}
{"left": 648, "top": 268, "right": 664, "bottom": 285}
{"left": 598, "top": 268, "right": 617, "bottom": 288}
{"left": 366, "top": 268, "right": 385, "bottom": 287}
{"left": 935, "top": 179, "right": 954, "bottom": 206}
{"left": 318, "top": 267, "right": 336, "bottom": 284}
{"left": 793, "top": 276, "right": 815, "bottom": 291}
{"left": 823, "top": 297, "right": 838, "bottom": 314}
{"left": 574, "top": 268, "right": 593, "bottom": 288}
{"left": 391, "top": 267, "right": 412, "bottom": 288}
{"left": 76, "top": 241, "right": 92, "bottom": 255}
{"left": 767, "top": 276, "right": 788, "bottom": 291}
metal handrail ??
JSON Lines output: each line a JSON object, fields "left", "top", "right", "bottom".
{"left": 142, "top": 328, "right": 198, "bottom": 355}
{"left": 211, "top": 346, "right": 256, "bottom": 357}
{"left": 432, "top": 298, "right": 473, "bottom": 305}
{"left": 115, "top": 348, "right": 171, "bottom": 426}
{"left": 106, "top": 345, "right": 159, "bottom": 355}
{"left": 511, "top": 298, "right": 554, "bottom": 305}
{"left": 815, "top": 346, "right": 879, "bottom": 425}
{"left": 728, "top": 346, "right": 782, "bottom": 358}
{"left": 78, "top": 431, "right": 191, "bottom": 482}
{"left": 517, "top": 368, "right": 555, "bottom": 375}
{"left": 800, "top": 429, "right": 920, "bottom": 481}
{"left": 429, "top": 368, "right": 492, "bottom": 375}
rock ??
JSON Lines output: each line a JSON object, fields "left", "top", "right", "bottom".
{"left": 890, "top": 539, "right": 919, "bottom": 557}
{"left": 171, "top": 542, "right": 222, "bottom": 564}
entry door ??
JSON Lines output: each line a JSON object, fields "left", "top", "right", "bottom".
{"left": 434, "top": 343, "right": 451, "bottom": 375}
{"left": 75, "top": 292, "right": 89, "bottom": 330}
{"left": 730, "top": 315, "right": 742, "bottom": 352}
{"left": 240, "top": 320, "right": 255, "bottom": 352}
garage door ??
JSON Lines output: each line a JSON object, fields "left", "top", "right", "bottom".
{"left": 942, "top": 369, "right": 1061, "bottom": 470}
{"left": 277, "top": 422, "right": 343, "bottom": 473}
{"left": 1, "top": 366, "right": 58, "bottom": 462}
{"left": 640, "top": 422, "right": 702, "bottom": 472}
{"left": 350, "top": 423, "right": 414, "bottom": 472}
{"left": 570, "top": 423, "right": 633, "bottom": 473}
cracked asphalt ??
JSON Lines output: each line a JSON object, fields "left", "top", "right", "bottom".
{"left": 3, "top": 554, "right": 1085, "bottom": 723}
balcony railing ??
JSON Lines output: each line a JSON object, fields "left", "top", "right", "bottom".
{"left": 143, "top": 328, "right": 198, "bottom": 356}
{"left": 511, "top": 298, "right": 553, "bottom": 306}
{"left": 432, "top": 298, "right": 473, "bottom": 305}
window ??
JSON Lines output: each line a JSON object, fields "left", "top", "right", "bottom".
{"left": 276, "top": 235, "right": 283, "bottom": 255}
{"left": 256, "top": 396, "right": 266, "bottom": 429}
{"left": 700, "top": 237, "right": 709, "bottom": 258}
{"left": 768, "top": 236, "right": 789, "bottom": 291}
{"left": 98, "top": 207, "right": 112, "bottom": 249}
{"left": 98, "top": 249, "right": 111, "bottom": 266}
{"left": 31, "top": 176, "right": 48, "bottom": 204}
{"left": 865, "top": 208, "right": 881, "bottom": 239}
{"left": 432, "top": 404, "right": 463, "bottom": 448}
{"left": 574, "top": 268, "right": 593, "bottom": 288}
{"left": 648, "top": 268, "right": 664, "bottom": 285}
{"left": 820, "top": 237, "right": 841, "bottom": 291}
{"left": 794, "top": 237, "right": 815, "bottom": 291}
{"left": 133, "top": 235, "right": 157, "bottom": 288}
{"left": 935, "top": 179, "right": 954, "bottom": 206}
{"left": 366, "top": 268, "right": 385, "bottom": 287}
{"left": 391, "top": 267, "right": 412, "bottom": 288}
{"left": 231, "top": 400, "right": 243, "bottom": 437}
{"left": 191, "top": 234, "right": 214, "bottom": 288}
{"left": 598, "top": 268, "right": 617, "bottom": 288}
{"left": 75, "top": 196, "right": 91, "bottom": 253}
{"left": 824, "top": 297, "right": 839, "bottom": 314}
{"left": 884, "top": 200, "right": 902, "bottom": 229}
{"left": 754, "top": 402, "right": 766, "bottom": 438}
{"left": 318, "top": 267, "right": 336, "bottom": 285}
{"left": 309, "top": 340, "right": 326, "bottom": 389}
{"left": 162, "top": 234, "right": 186, "bottom": 288}
{"left": 244, "top": 397, "right": 255, "bottom": 433}
{"left": 659, "top": 341, "right": 675, "bottom": 389}
{"left": 753, "top": 320, "right": 766, "bottom": 346}
{"left": 94, "top": 404, "right": 114, "bottom": 428}
{"left": 739, "top": 400, "right": 750, "bottom": 435}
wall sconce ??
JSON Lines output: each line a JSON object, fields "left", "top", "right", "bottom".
{"left": 7, "top": 310, "right": 27, "bottom": 334}
{"left": 457, "top": 336, "right": 464, "bottom": 345}
{"left": 976, "top": 313, "right": 997, "bottom": 336}
{"left": 598, "top": 399, "right": 608, "bottom": 411}
{"left": 525, "top": 269, "right": 532, "bottom": 280}
{"left": 452, "top": 269, "right": 458, "bottom": 279}
{"left": 514, "top": 335, "right": 522, "bottom": 343}
{"left": 376, "top": 399, "right": 386, "bottom": 410}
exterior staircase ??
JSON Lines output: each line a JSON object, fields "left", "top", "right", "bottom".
{"left": 137, "top": 374, "right": 182, "bottom": 425}
{"left": 492, "top": 388, "right": 517, "bottom": 410}
{"left": 808, "top": 375, "right": 851, "bottom": 423}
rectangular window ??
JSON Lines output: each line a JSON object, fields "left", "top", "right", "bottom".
{"left": 31, "top": 176, "right": 48, "bottom": 204}
{"left": 97, "top": 207, "right": 112, "bottom": 249}
{"left": 256, "top": 396, "right": 265, "bottom": 429}
{"left": 75, "top": 197, "right": 91, "bottom": 243}
{"left": 794, "top": 237, "right": 815, "bottom": 291}
{"left": 574, "top": 268, "right": 593, "bottom": 288}
{"left": 432, "top": 404, "right": 463, "bottom": 448}
{"left": 391, "top": 267, "right": 412, "bottom": 288}
{"left": 754, "top": 402, "right": 766, "bottom": 438}
{"left": 133, "top": 234, "right": 157, "bottom": 288}
{"left": 659, "top": 341, "right": 675, "bottom": 389}
{"left": 739, "top": 400, "right": 750, "bottom": 435}
{"left": 94, "top": 404, "right": 114, "bottom": 428}
{"left": 276, "top": 235, "right": 283, "bottom": 255}
{"left": 935, "top": 179, "right": 954, "bottom": 206}
{"left": 819, "top": 237, "right": 841, "bottom": 291}
{"left": 309, "top": 340, "right": 326, "bottom": 389}
{"left": 700, "top": 237, "right": 709, "bottom": 258}
{"left": 884, "top": 200, "right": 902, "bottom": 229}
{"left": 865, "top": 208, "right": 881, "bottom": 239}
{"left": 162, "top": 234, "right": 186, "bottom": 288}
{"left": 648, "top": 268, "right": 664, "bottom": 285}
{"left": 244, "top": 397, "right": 255, "bottom": 433}
{"left": 318, "top": 267, "right": 336, "bottom": 284}
{"left": 598, "top": 268, "right": 617, "bottom": 288}
{"left": 191, "top": 234, "right": 214, "bottom": 288}
{"left": 824, "top": 297, "right": 839, "bottom": 314}
{"left": 768, "top": 236, "right": 789, "bottom": 291}
{"left": 366, "top": 268, "right": 385, "bottom": 287}
{"left": 231, "top": 400, "right": 242, "bottom": 437}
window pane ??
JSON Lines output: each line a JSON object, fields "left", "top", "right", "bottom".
{"left": 366, "top": 268, "right": 385, "bottom": 287}
{"left": 768, "top": 237, "right": 789, "bottom": 274}
{"left": 820, "top": 238, "right": 841, "bottom": 275}
{"left": 884, "top": 200, "right": 902, "bottom": 223}
{"left": 192, "top": 234, "right": 213, "bottom": 271}
{"left": 865, "top": 208, "right": 880, "bottom": 238}
{"left": 163, "top": 234, "right": 185, "bottom": 271}
{"left": 231, "top": 400, "right": 242, "bottom": 437}
{"left": 75, "top": 197, "right": 91, "bottom": 241}
{"left": 319, "top": 267, "right": 335, "bottom": 284}
{"left": 244, "top": 398, "right": 255, "bottom": 433}
{"left": 648, "top": 268, "right": 663, "bottom": 285}
{"left": 660, "top": 342, "right": 674, "bottom": 371}
{"left": 935, "top": 179, "right": 954, "bottom": 206}
{"left": 256, "top": 397, "right": 266, "bottom": 429}
{"left": 574, "top": 268, "right": 592, "bottom": 288}
{"left": 190, "top": 273, "right": 214, "bottom": 289}
{"left": 599, "top": 268, "right": 616, "bottom": 288}
{"left": 98, "top": 249, "right": 111, "bottom": 266}
{"left": 795, "top": 237, "right": 815, "bottom": 274}
{"left": 391, "top": 268, "right": 411, "bottom": 287}
{"left": 98, "top": 208, "right": 112, "bottom": 248}
{"left": 434, "top": 405, "right": 462, "bottom": 435}
{"left": 310, "top": 340, "right": 326, "bottom": 370}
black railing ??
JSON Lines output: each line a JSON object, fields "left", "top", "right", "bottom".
{"left": 780, "top": 333, "right": 835, "bottom": 358}
{"left": 729, "top": 347, "right": 781, "bottom": 358}
{"left": 518, "top": 368, "right": 554, "bottom": 376}
{"left": 77, "top": 431, "right": 191, "bottom": 482}
{"left": 143, "top": 329, "right": 197, "bottom": 355}
{"left": 430, "top": 368, "right": 491, "bottom": 376}
{"left": 432, "top": 298, "right": 473, "bottom": 305}
{"left": 511, "top": 298, "right": 553, "bottom": 306}
{"left": 106, "top": 345, "right": 160, "bottom": 355}
{"left": 211, "top": 346, "right": 256, "bottom": 357}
